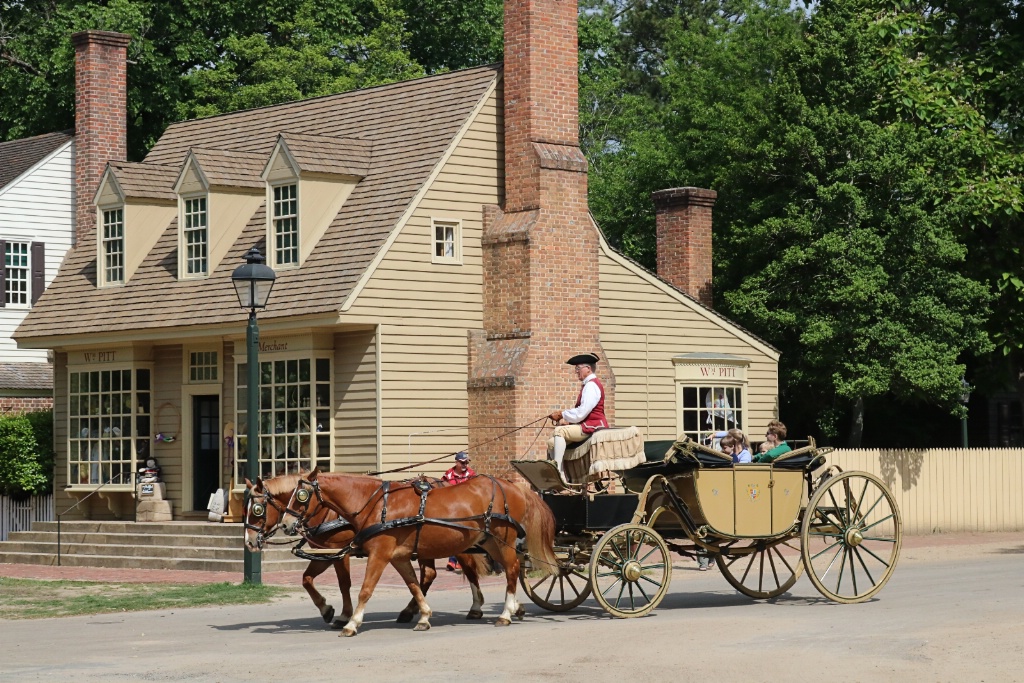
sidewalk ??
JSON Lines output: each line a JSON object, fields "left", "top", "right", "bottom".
{"left": 0, "top": 531, "right": 1020, "bottom": 587}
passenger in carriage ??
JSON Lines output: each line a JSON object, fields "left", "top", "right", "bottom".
{"left": 719, "top": 432, "right": 752, "bottom": 464}
{"left": 547, "top": 353, "right": 609, "bottom": 476}
{"left": 753, "top": 420, "right": 791, "bottom": 463}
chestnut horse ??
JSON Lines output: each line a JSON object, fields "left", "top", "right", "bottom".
{"left": 284, "top": 469, "right": 557, "bottom": 636}
{"left": 244, "top": 475, "right": 488, "bottom": 627}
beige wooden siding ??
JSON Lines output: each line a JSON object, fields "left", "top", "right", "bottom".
{"left": 333, "top": 330, "right": 378, "bottom": 473}
{"left": 222, "top": 343, "right": 235, "bottom": 488}
{"left": 343, "top": 87, "right": 501, "bottom": 476}
{"left": 599, "top": 254, "right": 779, "bottom": 442}
{"left": 829, "top": 448, "right": 1024, "bottom": 534}
{"left": 51, "top": 352, "right": 78, "bottom": 519}
{"left": 151, "top": 345, "right": 184, "bottom": 514}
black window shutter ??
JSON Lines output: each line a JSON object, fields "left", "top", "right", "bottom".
{"left": 0, "top": 239, "right": 6, "bottom": 308}
{"left": 31, "top": 241, "right": 45, "bottom": 305}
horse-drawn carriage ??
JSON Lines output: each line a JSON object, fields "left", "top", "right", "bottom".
{"left": 512, "top": 435, "right": 902, "bottom": 618}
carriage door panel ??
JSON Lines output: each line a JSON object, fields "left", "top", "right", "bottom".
{"left": 770, "top": 471, "right": 805, "bottom": 534}
{"left": 694, "top": 470, "right": 735, "bottom": 535}
{"left": 733, "top": 466, "right": 772, "bottom": 536}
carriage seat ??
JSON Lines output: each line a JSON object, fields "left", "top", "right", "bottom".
{"left": 666, "top": 437, "right": 734, "bottom": 469}
{"left": 769, "top": 437, "right": 831, "bottom": 471}
{"left": 562, "top": 426, "right": 646, "bottom": 485}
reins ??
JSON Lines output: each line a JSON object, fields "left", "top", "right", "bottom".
{"left": 366, "top": 415, "right": 551, "bottom": 476}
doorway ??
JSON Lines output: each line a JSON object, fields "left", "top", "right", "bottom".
{"left": 192, "top": 395, "right": 220, "bottom": 512}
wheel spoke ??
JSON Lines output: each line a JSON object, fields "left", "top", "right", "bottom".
{"left": 861, "top": 513, "right": 895, "bottom": 534}
{"left": 610, "top": 538, "right": 627, "bottom": 564}
{"left": 858, "top": 543, "right": 894, "bottom": 568}
{"left": 852, "top": 545, "right": 876, "bottom": 588}
{"left": 637, "top": 544, "right": 660, "bottom": 564}
{"left": 638, "top": 573, "right": 664, "bottom": 589}
{"left": 771, "top": 545, "right": 797, "bottom": 576}
{"left": 758, "top": 546, "right": 766, "bottom": 593}
{"left": 810, "top": 537, "right": 843, "bottom": 561}
{"left": 635, "top": 578, "right": 652, "bottom": 605}
{"left": 628, "top": 581, "right": 636, "bottom": 611}
{"left": 827, "top": 487, "right": 848, "bottom": 526}
{"left": 541, "top": 575, "right": 557, "bottom": 602}
{"left": 767, "top": 548, "right": 781, "bottom": 590}
{"left": 564, "top": 574, "right": 582, "bottom": 598}
{"left": 819, "top": 543, "right": 844, "bottom": 580}
{"left": 740, "top": 549, "right": 757, "bottom": 583}
{"left": 852, "top": 493, "right": 886, "bottom": 527}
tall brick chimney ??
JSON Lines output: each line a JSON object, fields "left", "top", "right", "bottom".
{"left": 652, "top": 187, "right": 717, "bottom": 308}
{"left": 72, "top": 30, "right": 130, "bottom": 245}
{"left": 468, "top": 0, "right": 611, "bottom": 476}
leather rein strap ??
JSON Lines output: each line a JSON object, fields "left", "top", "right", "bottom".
{"left": 294, "top": 475, "right": 526, "bottom": 561}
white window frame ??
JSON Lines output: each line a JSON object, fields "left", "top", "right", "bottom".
{"left": 233, "top": 352, "right": 333, "bottom": 489}
{"left": 271, "top": 182, "right": 299, "bottom": 269}
{"left": 431, "top": 218, "right": 462, "bottom": 265}
{"left": 185, "top": 346, "right": 221, "bottom": 384}
{"left": 3, "top": 240, "right": 30, "bottom": 308}
{"left": 67, "top": 364, "right": 152, "bottom": 491}
{"left": 673, "top": 354, "right": 750, "bottom": 445}
{"left": 99, "top": 206, "right": 125, "bottom": 286}
{"left": 180, "top": 193, "right": 209, "bottom": 278}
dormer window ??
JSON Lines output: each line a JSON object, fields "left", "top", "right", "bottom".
{"left": 182, "top": 195, "right": 208, "bottom": 277}
{"left": 272, "top": 183, "right": 299, "bottom": 267}
{"left": 102, "top": 208, "right": 125, "bottom": 285}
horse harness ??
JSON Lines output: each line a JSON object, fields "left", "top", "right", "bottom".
{"left": 290, "top": 475, "right": 527, "bottom": 561}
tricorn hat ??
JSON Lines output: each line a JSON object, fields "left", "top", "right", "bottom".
{"left": 566, "top": 353, "right": 600, "bottom": 366}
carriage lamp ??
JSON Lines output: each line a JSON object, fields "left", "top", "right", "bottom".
{"left": 231, "top": 246, "right": 277, "bottom": 585}
{"left": 960, "top": 378, "right": 972, "bottom": 449}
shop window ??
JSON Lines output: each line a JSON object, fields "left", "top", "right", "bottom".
{"left": 235, "top": 356, "right": 331, "bottom": 485}
{"left": 68, "top": 367, "right": 151, "bottom": 486}
{"left": 679, "top": 385, "right": 744, "bottom": 442}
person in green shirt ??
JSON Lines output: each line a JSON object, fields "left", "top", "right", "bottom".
{"left": 753, "top": 420, "right": 791, "bottom": 463}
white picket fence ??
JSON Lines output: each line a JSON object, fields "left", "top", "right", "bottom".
{"left": 0, "top": 493, "right": 53, "bottom": 541}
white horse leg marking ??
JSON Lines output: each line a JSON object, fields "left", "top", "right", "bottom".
{"left": 496, "top": 590, "right": 516, "bottom": 625}
{"left": 470, "top": 582, "right": 485, "bottom": 615}
{"left": 342, "top": 607, "right": 364, "bottom": 637}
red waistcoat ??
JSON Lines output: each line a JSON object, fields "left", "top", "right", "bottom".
{"left": 576, "top": 378, "right": 608, "bottom": 434}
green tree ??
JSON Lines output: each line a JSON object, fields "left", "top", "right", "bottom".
{"left": 0, "top": 411, "right": 53, "bottom": 498}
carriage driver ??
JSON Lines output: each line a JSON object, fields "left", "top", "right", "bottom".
{"left": 547, "top": 353, "right": 609, "bottom": 475}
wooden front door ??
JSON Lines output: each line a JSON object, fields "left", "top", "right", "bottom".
{"left": 192, "top": 395, "right": 220, "bottom": 511}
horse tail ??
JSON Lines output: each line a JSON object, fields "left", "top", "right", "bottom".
{"left": 518, "top": 482, "right": 558, "bottom": 577}
{"left": 460, "top": 552, "right": 499, "bottom": 577}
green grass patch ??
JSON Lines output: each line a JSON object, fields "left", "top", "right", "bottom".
{"left": 0, "top": 578, "right": 288, "bottom": 620}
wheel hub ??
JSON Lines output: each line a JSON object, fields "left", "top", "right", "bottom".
{"left": 623, "top": 560, "right": 642, "bottom": 582}
{"left": 844, "top": 527, "right": 864, "bottom": 547}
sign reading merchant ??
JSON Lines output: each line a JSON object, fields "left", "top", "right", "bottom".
{"left": 672, "top": 353, "right": 751, "bottom": 383}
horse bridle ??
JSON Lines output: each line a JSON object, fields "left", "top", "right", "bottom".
{"left": 244, "top": 487, "right": 307, "bottom": 548}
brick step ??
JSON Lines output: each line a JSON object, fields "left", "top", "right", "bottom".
{"left": 0, "top": 540, "right": 301, "bottom": 562}
{"left": 7, "top": 531, "right": 249, "bottom": 549}
{"left": 32, "top": 521, "right": 245, "bottom": 537}
{"left": 0, "top": 551, "right": 310, "bottom": 572}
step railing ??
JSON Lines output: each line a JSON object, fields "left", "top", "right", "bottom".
{"left": 57, "top": 471, "right": 134, "bottom": 566}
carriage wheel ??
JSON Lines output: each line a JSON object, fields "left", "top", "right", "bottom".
{"left": 519, "top": 548, "right": 592, "bottom": 612}
{"left": 590, "top": 524, "right": 672, "bottom": 618}
{"left": 716, "top": 537, "right": 804, "bottom": 599}
{"left": 801, "top": 471, "right": 902, "bottom": 604}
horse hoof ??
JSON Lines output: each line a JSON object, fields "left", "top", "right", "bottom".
{"left": 413, "top": 622, "right": 431, "bottom": 632}
{"left": 396, "top": 610, "right": 415, "bottom": 624}
{"left": 515, "top": 605, "right": 526, "bottom": 620}
{"left": 495, "top": 618, "right": 511, "bottom": 627}
{"left": 330, "top": 618, "right": 348, "bottom": 630}
{"left": 466, "top": 610, "right": 484, "bottom": 620}
{"left": 322, "top": 606, "right": 335, "bottom": 624}
{"left": 340, "top": 628, "right": 357, "bottom": 638}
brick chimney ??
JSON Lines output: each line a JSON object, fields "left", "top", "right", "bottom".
{"left": 72, "top": 30, "right": 130, "bottom": 245}
{"left": 652, "top": 187, "right": 717, "bottom": 308}
{"left": 468, "top": 0, "right": 612, "bottom": 476}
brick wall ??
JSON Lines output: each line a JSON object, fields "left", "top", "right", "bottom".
{"left": 652, "top": 187, "right": 717, "bottom": 309}
{"left": 72, "top": 30, "right": 130, "bottom": 245}
{"left": 0, "top": 396, "right": 53, "bottom": 414}
{"left": 468, "top": 0, "right": 612, "bottom": 477}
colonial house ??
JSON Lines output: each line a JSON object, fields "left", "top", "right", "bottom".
{"left": 0, "top": 130, "right": 77, "bottom": 413}
{"left": 16, "top": 3, "right": 780, "bottom": 521}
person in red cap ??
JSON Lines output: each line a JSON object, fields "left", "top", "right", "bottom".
{"left": 442, "top": 451, "right": 476, "bottom": 570}
{"left": 547, "top": 353, "right": 609, "bottom": 478}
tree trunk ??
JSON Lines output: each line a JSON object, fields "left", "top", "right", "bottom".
{"left": 847, "top": 396, "right": 865, "bottom": 448}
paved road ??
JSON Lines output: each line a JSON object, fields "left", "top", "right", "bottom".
{"left": 2, "top": 535, "right": 1023, "bottom": 682}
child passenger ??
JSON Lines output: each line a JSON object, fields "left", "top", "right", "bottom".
{"left": 719, "top": 433, "right": 752, "bottom": 464}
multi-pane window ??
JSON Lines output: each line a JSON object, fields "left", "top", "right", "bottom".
{"left": 273, "top": 184, "right": 298, "bottom": 266}
{"left": 235, "top": 356, "right": 331, "bottom": 484}
{"left": 679, "top": 385, "right": 744, "bottom": 443}
{"left": 102, "top": 208, "right": 125, "bottom": 284}
{"left": 4, "top": 241, "right": 29, "bottom": 305}
{"left": 183, "top": 196, "right": 208, "bottom": 276}
{"left": 189, "top": 351, "right": 218, "bottom": 382}
{"left": 68, "top": 368, "right": 151, "bottom": 486}
{"left": 433, "top": 220, "right": 460, "bottom": 263}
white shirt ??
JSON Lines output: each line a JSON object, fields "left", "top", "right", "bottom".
{"left": 561, "top": 374, "right": 601, "bottom": 424}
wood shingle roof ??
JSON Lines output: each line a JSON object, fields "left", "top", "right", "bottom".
{"left": 16, "top": 65, "right": 500, "bottom": 342}
{"left": 0, "top": 130, "right": 74, "bottom": 191}
{"left": 107, "top": 161, "right": 179, "bottom": 201}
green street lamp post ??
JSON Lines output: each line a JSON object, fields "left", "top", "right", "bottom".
{"left": 231, "top": 247, "right": 276, "bottom": 585}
